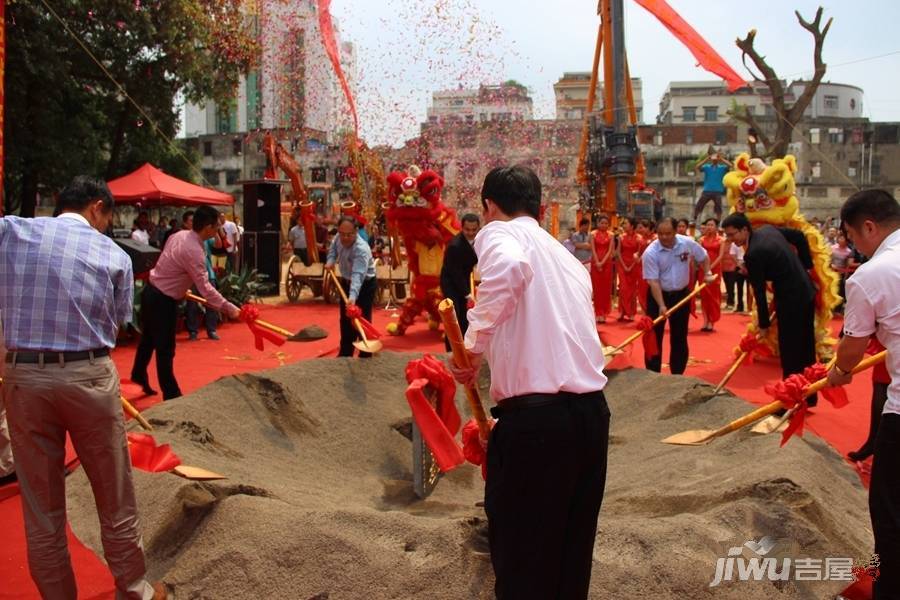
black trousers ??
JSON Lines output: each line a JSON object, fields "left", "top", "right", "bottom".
{"left": 870, "top": 413, "right": 900, "bottom": 599}
{"left": 646, "top": 288, "right": 690, "bottom": 375}
{"left": 443, "top": 294, "right": 469, "bottom": 352}
{"left": 485, "top": 391, "right": 610, "bottom": 599}
{"left": 185, "top": 285, "right": 218, "bottom": 335}
{"left": 774, "top": 296, "right": 817, "bottom": 405}
{"left": 693, "top": 191, "right": 723, "bottom": 220}
{"left": 293, "top": 248, "right": 310, "bottom": 266}
{"left": 130, "top": 284, "right": 181, "bottom": 399}
{"left": 338, "top": 276, "right": 376, "bottom": 358}
{"left": 723, "top": 270, "right": 745, "bottom": 311}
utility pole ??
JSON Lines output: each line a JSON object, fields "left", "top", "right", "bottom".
{"left": 609, "top": 0, "right": 632, "bottom": 216}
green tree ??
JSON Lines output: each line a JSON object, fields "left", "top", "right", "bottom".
{"left": 4, "top": 0, "right": 257, "bottom": 216}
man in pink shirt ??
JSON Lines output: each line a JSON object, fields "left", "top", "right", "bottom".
{"left": 130, "top": 206, "right": 240, "bottom": 399}
{"left": 451, "top": 165, "right": 610, "bottom": 599}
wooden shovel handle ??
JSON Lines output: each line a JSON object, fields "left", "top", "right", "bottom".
{"left": 438, "top": 299, "right": 491, "bottom": 439}
{"left": 609, "top": 283, "right": 708, "bottom": 353}
{"left": 711, "top": 349, "right": 888, "bottom": 439}
{"left": 184, "top": 292, "right": 293, "bottom": 338}
{"left": 713, "top": 313, "right": 777, "bottom": 395}
{"left": 324, "top": 271, "right": 371, "bottom": 342}
{"left": 121, "top": 396, "right": 153, "bottom": 431}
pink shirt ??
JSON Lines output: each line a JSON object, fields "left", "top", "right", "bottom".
{"left": 464, "top": 217, "right": 608, "bottom": 402}
{"left": 150, "top": 230, "right": 237, "bottom": 314}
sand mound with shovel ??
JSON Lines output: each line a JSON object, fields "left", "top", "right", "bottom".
{"left": 66, "top": 355, "right": 871, "bottom": 599}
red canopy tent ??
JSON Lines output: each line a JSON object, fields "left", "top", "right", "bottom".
{"left": 107, "top": 163, "right": 234, "bottom": 206}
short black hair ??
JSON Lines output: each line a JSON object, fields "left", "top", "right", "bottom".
{"left": 336, "top": 216, "right": 358, "bottom": 229}
{"left": 461, "top": 213, "right": 480, "bottom": 225}
{"left": 55, "top": 176, "right": 114, "bottom": 214}
{"left": 597, "top": 214, "right": 610, "bottom": 223}
{"left": 676, "top": 218, "right": 690, "bottom": 227}
{"left": 624, "top": 216, "right": 638, "bottom": 228}
{"left": 657, "top": 217, "right": 678, "bottom": 231}
{"left": 703, "top": 217, "right": 718, "bottom": 226}
{"left": 579, "top": 218, "right": 590, "bottom": 226}
{"left": 192, "top": 205, "right": 219, "bottom": 232}
{"left": 481, "top": 165, "right": 541, "bottom": 219}
{"left": 182, "top": 210, "right": 195, "bottom": 223}
{"left": 841, "top": 189, "right": 900, "bottom": 228}
{"left": 721, "top": 212, "right": 752, "bottom": 231}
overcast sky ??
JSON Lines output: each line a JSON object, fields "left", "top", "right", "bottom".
{"left": 329, "top": 0, "right": 900, "bottom": 147}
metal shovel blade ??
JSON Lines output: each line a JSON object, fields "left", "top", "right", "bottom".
{"left": 661, "top": 429, "right": 719, "bottom": 446}
{"left": 353, "top": 339, "right": 383, "bottom": 354}
{"left": 602, "top": 345, "right": 624, "bottom": 358}
{"left": 750, "top": 414, "right": 790, "bottom": 435}
{"left": 173, "top": 465, "right": 227, "bottom": 480}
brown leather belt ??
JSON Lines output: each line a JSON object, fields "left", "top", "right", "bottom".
{"left": 5, "top": 348, "right": 110, "bottom": 364}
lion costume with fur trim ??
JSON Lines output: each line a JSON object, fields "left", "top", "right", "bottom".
{"left": 384, "top": 167, "right": 460, "bottom": 335}
{"left": 723, "top": 153, "right": 840, "bottom": 358}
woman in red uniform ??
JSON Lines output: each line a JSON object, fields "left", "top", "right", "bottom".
{"left": 616, "top": 217, "right": 643, "bottom": 321}
{"left": 698, "top": 217, "right": 727, "bottom": 331}
{"left": 590, "top": 214, "right": 615, "bottom": 323}
{"left": 635, "top": 219, "right": 654, "bottom": 314}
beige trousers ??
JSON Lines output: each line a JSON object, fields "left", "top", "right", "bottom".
{"left": 2, "top": 355, "right": 154, "bottom": 600}
{"left": 0, "top": 316, "right": 13, "bottom": 477}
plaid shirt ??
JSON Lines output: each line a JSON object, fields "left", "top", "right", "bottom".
{"left": 0, "top": 213, "right": 133, "bottom": 351}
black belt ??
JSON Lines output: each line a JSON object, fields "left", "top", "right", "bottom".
{"left": 491, "top": 390, "right": 603, "bottom": 418}
{"left": 6, "top": 348, "right": 110, "bottom": 364}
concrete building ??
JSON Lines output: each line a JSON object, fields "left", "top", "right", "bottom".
{"left": 553, "top": 72, "right": 644, "bottom": 124}
{"left": 183, "top": 0, "right": 357, "bottom": 141}
{"left": 426, "top": 82, "right": 534, "bottom": 125}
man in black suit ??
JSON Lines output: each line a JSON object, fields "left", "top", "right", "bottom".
{"left": 722, "top": 212, "right": 818, "bottom": 404}
{"left": 440, "top": 213, "right": 480, "bottom": 348}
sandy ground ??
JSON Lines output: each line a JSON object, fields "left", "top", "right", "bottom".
{"left": 66, "top": 353, "right": 871, "bottom": 599}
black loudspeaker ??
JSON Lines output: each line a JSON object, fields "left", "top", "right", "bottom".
{"left": 242, "top": 180, "right": 282, "bottom": 232}
{"left": 114, "top": 238, "right": 161, "bottom": 275}
{"left": 241, "top": 231, "right": 281, "bottom": 296}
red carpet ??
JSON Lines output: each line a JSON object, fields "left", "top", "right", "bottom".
{"left": 0, "top": 299, "right": 876, "bottom": 598}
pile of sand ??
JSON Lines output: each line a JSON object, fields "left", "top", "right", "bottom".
{"left": 66, "top": 353, "right": 871, "bottom": 599}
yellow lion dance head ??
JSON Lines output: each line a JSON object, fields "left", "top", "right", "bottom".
{"left": 724, "top": 153, "right": 840, "bottom": 359}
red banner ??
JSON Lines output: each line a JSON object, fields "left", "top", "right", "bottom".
{"left": 317, "top": 0, "right": 358, "bottom": 137}
{"left": 633, "top": 0, "right": 747, "bottom": 92}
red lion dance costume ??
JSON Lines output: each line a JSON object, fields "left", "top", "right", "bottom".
{"left": 385, "top": 166, "right": 460, "bottom": 335}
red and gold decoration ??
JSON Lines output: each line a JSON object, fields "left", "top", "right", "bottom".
{"left": 384, "top": 166, "right": 459, "bottom": 335}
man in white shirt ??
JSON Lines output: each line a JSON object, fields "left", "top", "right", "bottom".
{"left": 130, "top": 211, "right": 151, "bottom": 245}
{"left": 826, "top": 189, "right": 900, "bottom": 599}
{"left": 642, "top": 218, "right": 714, "bottom": 374}
{"left": 450, "top": 165, "right": 610, "bottom": 599}
{"left": 219, "top": 212, "right": 241, "bottom": 272}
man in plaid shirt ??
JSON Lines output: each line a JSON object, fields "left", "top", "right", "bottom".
{"left": 0, "top": 177, "right": 165, "bottom": 599}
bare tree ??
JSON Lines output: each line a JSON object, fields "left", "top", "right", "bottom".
{"left": 730, "top": 7, "right": 832, "bottom": 159}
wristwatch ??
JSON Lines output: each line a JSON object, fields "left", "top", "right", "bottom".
{"left": 833, "top": 363, "right": 851, "bottom": 376}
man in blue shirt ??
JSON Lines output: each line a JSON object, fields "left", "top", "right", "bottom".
{"left": 0, "top": 177, "right": 164, "bottom": 599}
{"left": 642, "top": 218, "right": 715, "bottom": 374}
{"left": 325, "top": 216, "right": 377, "bottom": 357}
{"left": 693, "top": 153, "right": 733, "bottom": 221}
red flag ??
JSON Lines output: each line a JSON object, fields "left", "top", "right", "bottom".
{"left": 127, "top": 432, "right": 181, "bottom": 472}
{"left": 461, "top": 419, "right": 488, "bottom": 481}
{"left": 317, "top": 0, "right": 358, "bottom": 136}
{"left": 406, "top": 379, "right": 465, "bottom": 472}
{"left": 633, "top": 0, "right": 747, "bottom": 92}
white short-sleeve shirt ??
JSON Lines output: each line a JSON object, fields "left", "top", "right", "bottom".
{"left": 843, "top": 229, "right": 900, "bottom": 414}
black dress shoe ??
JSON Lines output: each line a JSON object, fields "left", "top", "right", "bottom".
{"left": 131, "top": 378, "right": 158, "bottom": 396}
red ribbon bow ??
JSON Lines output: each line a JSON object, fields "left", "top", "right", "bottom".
{"left": 462, "top": 418, "right": 490, "bottom": 480}
{"left": 404, "top": 355, "right": 464, "bottom": 472}
{"left": 764, "top": 363, "right": 849, "bottom": 446}
{"left": 345, "top": 304, "right": 362, "bottom": 320}
{"left": 636, "top": 316, "right": 659, "bottom": 359}
{"left": 127, "top": 432, "right": 181, "bottom": 472}
{"left": 240, "top": 304, "right": 286, "bottom": 351}
{"left": 737, "top": 333, "right": 760, "bottom": 365}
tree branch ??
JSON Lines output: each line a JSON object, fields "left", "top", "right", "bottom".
{"left": 729, "top": 105, "right": 773, "bottom": 156}
{"left": 735, "top": 29, "right": 786, "bottom": 116}
{"left": 787, "top": 7, "right": 833, "bottom": 123}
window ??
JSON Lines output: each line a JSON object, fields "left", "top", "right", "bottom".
{"left": 646, "top": 159, "right": 664, "bottom": 178}
{"left": 811, "top": 161, "right": 822, "bottom": 178}
{"left": 848, "top": 161, "right": 859, "bottom": 178}
{"left": 653, "top": 130, "right": 663, "bottom": 145}
{"left": 824, "top": 95, "right": 839, "bottom": 110}
{"left": 682, "top": 107, "right": 696, "bottom": 122}
{"left": 232, "top": 138, "right": 242, "bottom": 156}
{"left": 677, "top": 186, "right": 693, "bottom": 197}
{"left": 311, "top": 167, "right": 327, "bottom": 183}
{"left": 684, "top": 128, "right": 693, "bottom": 145}
{"left": 203, "top": 141, "right": 212, "bottom": 157}
{"left": 704, "top": 106, "right": 718, "bottom": 122}
{"left": 715, "top": 128, "right": 726, "bottom": 145}
{"left": 809, "top": 128, "right": 820, "bottom": 144}
{"left": 226, "top": 170, "right": 241, "bottom": 185}
{"left": 450, "top": 99, "right": 465, "bottom": 106}
{"left": 202, "top": 169, "right": 218, "bottom": 185}
{"left": 807, "top": 187, "right": 828, "bottom": 198}
{"left": 828, "top": 128, "right": 844, "bottom": 144}
{"left": 335, "top": 167, "right": 348, "bottom": 183}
